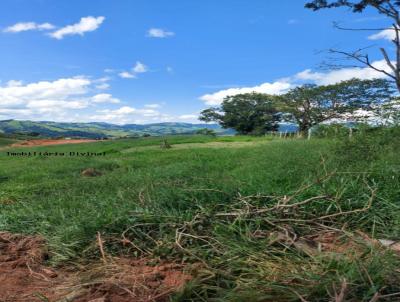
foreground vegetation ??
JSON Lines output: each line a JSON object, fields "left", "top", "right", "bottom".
{"left": 0, "top": 131, "right": 400, "bottom": 301}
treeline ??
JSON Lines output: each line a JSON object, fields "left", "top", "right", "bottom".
{"left": 200, "top": 78, "right": 400, "bottom": 135}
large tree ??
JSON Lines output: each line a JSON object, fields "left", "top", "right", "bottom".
{"left": 199, "top": 93, "right": 280, "bottom": 135}
{"left": 280, "top": 78, "right": 394, "bottom": 133}
{"left": 305, "top": 0, "right": 400, "bottom": 91}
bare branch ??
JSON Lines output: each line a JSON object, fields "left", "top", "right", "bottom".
{"left": 333, "top": 22, "right": 394, "bottom": 31}
{"left": 329, "top": 49, "right": 397, "bottom": 80}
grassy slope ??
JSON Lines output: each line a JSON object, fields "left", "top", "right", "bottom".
{"left": 0, "top": 134, "right": 399, "bottom": 301}
{"left": 0, "top": 137, "right": 17, "bottom": 147}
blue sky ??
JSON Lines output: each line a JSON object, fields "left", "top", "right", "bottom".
{"left": 0, "top": 0, "right": 393, "bottom": 124}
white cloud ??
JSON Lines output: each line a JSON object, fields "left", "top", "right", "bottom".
{"left": 94, "top": 77, "right": 111, "bottom": 89}
{"left": 0, "top": 75, "right": 198, "bottom": 124}
{"left": 89, "top": 106, "right": 162, "bottom": 124}
{"left": 147, "top": 28, "right": 175, "bottom": 38}
{"left": 91, "top": 93, "right": 120, "bottom": 104}
{"left": 133, "top": 61, "right": 148, "bottom": 73}
{"left": 26, "top": 99, "right": 88, "bottom": 110}
{"left": 144, "top": 104, "right": 161, "bottom": 109}
{"left": 49, "top": 16, "right": 105, "bottom": 39}
{"left": 95, "top": 76, "right": 111, "bottom": 83}
{"left": 38, "top": 23, "right": 55, "bottom": 30}
{"left": 3, "top": 22, "right": 55, "bottom": 33}
{"left": 0, "top": 77, "right": 91, "bottom": 109}
{"left": 294, "top": 60, "right": 390, "bottom": 85}
{"left": 6, "top": 80, "right": 23, "bottom": 87}
{"left": 96, "top": 83, "right": 110, "bottom": 90}
{"left": 200, "top": 60, "right": 393, "bottom": 106}
{"left": 118, "top": 71, "right": 136, "bottom": 79}
{"left": 119, "top": 61, "right": 148, "bottom": 79}
{"left": 0, "top": 76, "right": 125, "bottom": 122}
{"left": 114, "top": 106, "right": 136, "bottom": 114}
{"left": 179, "top": 114, "right": 198, "bottom": 120}
{"left": 368, "top": 28, "right": 395, "bottom": 41}
{"left": 200, "top": 81, "right": 292, "bottom": 105}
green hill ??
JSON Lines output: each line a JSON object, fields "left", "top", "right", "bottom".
{"left": 0, "top": 119, "right": 233, "bottom": 138}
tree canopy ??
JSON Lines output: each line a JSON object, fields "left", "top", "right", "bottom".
{"left": 305, "top": 0, "right": 400, "bottom": 13}
{"left": 199, "top": 93, "right": 280, "bottom": 135}
{"left": 280, "top": 78, "right": 394, "bottom": 132}
{"left": 200, "top": 79, "right": 395, "bottom": 135}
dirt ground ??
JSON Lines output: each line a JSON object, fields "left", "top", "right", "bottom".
{"left": 10, "top": 139, "right": 98, "bottom": 148}
{"left": 0, "top": 232, "right": 191, "bottom": 302}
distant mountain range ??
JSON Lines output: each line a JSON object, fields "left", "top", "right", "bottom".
{"left": 0, "top": 120, "right": 299, "bottom": 139}
{"left": 0, "top": 120, "right": 235, "bottom": 138}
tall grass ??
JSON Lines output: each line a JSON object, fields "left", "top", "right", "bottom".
{"left": 0, "top": 133, "right": 399, "bottom": 300}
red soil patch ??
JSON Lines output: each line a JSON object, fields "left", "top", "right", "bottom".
{"left": 75, "top": 259, "right": 191, "bottom": 302}
{"left": 0, "top": 232, "right": 65, "bottom": 302}
{"left": 0, "top": 232, "right": 191, "bottom": 302}
{"left": 11, "top": 139, "right": 98, "bottom": 147}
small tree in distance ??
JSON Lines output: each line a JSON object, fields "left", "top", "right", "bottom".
{"left": 196, "top": 128, "right": 217, "bottom": 136}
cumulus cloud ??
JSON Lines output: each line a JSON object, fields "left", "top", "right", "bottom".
{"left": 200, "top": 81, "right": 292, "bottom": 105}
{"left": 368, "top": 28, "right": 395, "bottom": 41}
{"left": 147, "top": 28, "right": 175, "bottom": 38}
{"left": 118, "top": 71, "right": 136, "bottom": 79}
{"left": 293, "top": 60, "right": 390, "bottom": 85}
{"left": 0, "top": 76, "right": 126, "bottom": 121}
{"left": 89, "top": 105, "right": 200, "bottom": 124}
{"left": 49, "top": 16, "right": 105, "bottom": 39}
{"left": 91, "top": 93, "right": 120, "bottom": 104}
{"left": 95, "top": 83, "right": 110, "bottom": 90}
{"left": 89, "top": 106, "right": 161, "bottom": 124}
{"left": 26, "top": 100, "right": 88, "bottom": 110}
{"left": 119, "top": 61, "right": 148, "bottom": 79}
{"left": 6, "top": 80, "right": 23, "bottom": 87}
{"left": 178, "top": 114, "right": 198, "bottom": 120}
{"left": 0, "top": 75, "right": 199, "bottom": 124}
{"left": 4, "top": 22, "right": 55, "bottom": 33}
{"left": 144, "top": 104, "right": 161, "bottom": 109}
{"left": 0, "top": 77, "right": 91, "bottom": 109}
{"left": 200, "top": 60, "right": 393, "bottom": 106}
{"left": 133, "top": 61, "right": 148, "bottom": 73}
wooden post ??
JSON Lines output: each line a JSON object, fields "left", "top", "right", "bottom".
{"left": 307, "top": 129, "right": 312, "bottom": 140}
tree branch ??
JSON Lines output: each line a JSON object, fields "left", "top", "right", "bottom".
{"left": 333, "top": 22, "right": 394, "bottom": 31}
{"left": 380, "top": 47, "right": 397, "bottom": 73}
{"left": 329, "top": 49, "right": 397, "bottom": 80}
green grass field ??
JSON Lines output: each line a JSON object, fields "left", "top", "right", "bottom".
{"left": 1, "top": 134, "right": 400, "bottom": 301}
{"left": 0, "top": 137, "right": 18, "bottom": 147}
